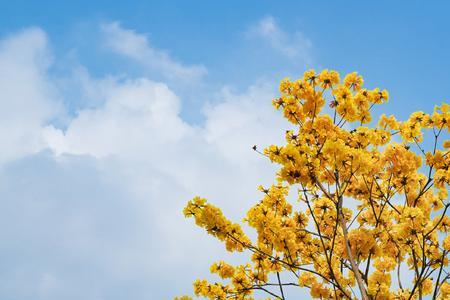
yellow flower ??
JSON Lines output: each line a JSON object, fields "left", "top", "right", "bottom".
{"left": 443, "top": 140, "right": 450, "bottom": 148}
{"left": 210, "top": 261, "right": 235, "bottom": 278}
{"left": 298, "top": 272, "right": 317, "bottom": 287}
{"left": 374, "top": 257, "right": 396, "bottom": 272}
{"left": 318, "top": 69, "right": 340, "bottom": 89}
{"left": 421, "top": 278, "right": 433, "bottom": 295}
{"left": 303, "top": 69, "right": 317, "bottom": 84}
{"left": 344, "top": 72, "right": 364, "bottom": 91}
{"left": 182, "top": 69, "right": 450, "bottom": 300}
{"left": 440, "top": 282, "right": 450, "bottom": 299}
{"left": 443, "top": 235, "right": 450, "bottom": 251}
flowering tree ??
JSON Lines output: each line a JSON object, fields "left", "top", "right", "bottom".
{"left": 177, "top": 70, "right": 450, "bottom": 300}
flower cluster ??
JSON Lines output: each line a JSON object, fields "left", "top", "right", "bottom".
{"left": 178, "top": 70, "right": 449, "bottom": 300}
{"left": 183, "top": 197, "right": 251, "bottom": 252}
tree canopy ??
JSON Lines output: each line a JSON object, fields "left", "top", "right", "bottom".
{"left": 177, "top": 70, "right": 450, "bottom": 300}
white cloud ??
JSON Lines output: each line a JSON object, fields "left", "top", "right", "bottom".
{"left": 44, "top": 78, "right": 191, "bottom": 158}
{"left": 247, "top": 16, "right": 312, "bottom": 63}
{"left": 43, "top": 73, "right": 289, "bottom": 215}
{"left": 0, "top": 24, "right": 307, "bottom": 299}
{"left": 0, "top": 27, "right": 62, "bottom": 163}
{"left": 101, "top": 22, "right": 207, "bottom": 82}
{"left": 204, "top": 83, "right": 290, "bottom": 165}
{"left": 0, "top": 153, "right": 175, "bottom": 299}
{"left": 39, "top": 76, "right": 292, "bottom": 298}
{"left": 39, "top": 60, "right": 300, "bottom": 296}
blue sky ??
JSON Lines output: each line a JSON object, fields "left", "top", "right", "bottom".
{"left": 3, "top": 0, "right": 450, "bottom": 119}
{"left": 0, "top": 1, "right": 449, "bottom": 299}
